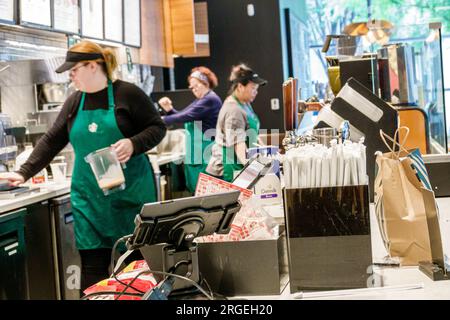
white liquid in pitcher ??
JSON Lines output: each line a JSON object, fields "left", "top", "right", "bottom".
{"left": 98, "top": 177, "right": 125, "bottom": 190}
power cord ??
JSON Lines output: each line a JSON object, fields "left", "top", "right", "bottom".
{"left": 110, "top": 234, "right": 132, "bottom": 274}
{"left": 82, "top": 251, "right": 214, "bottom": 300}
{"left": 109, "top": 235, "right": 146, "bottom": 294}
{"left": 107, "top": 237, "right": 214, "bottom": 300}
{"left": 199, "top": 275, "right": 215, "bottom": 300}
{"left": 115, "top": 268, "right": 214, "bottom": 300}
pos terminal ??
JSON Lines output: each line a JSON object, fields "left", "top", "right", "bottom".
{"left": 126, "top": 191, "right": 241, "bottom": 299}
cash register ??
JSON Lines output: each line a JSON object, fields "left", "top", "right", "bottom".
{"left": 125, "top": 190, "right": 241, "bottom": 300}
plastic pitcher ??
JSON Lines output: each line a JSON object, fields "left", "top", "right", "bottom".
{"left": 84, "top": 147, "right": 125, "bottom": 195}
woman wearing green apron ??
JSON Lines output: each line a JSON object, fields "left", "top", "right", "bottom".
{"left": 0, "top": 41, "right": 166, "bottom": 292}
{"left": 158, "top": 67, "right": 222, "bottom": 193}
{"left": 206, "top": 64, "right": 267, "bottom": 181}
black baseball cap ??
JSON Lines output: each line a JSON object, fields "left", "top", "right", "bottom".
{"left": 233, "top": 69, "right": 268, "bottom": 86}
{"left": 55, "top": 51, "right": 103, "bottom": 73}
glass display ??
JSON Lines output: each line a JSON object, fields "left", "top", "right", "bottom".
{"left": 370, "top": 23, "right": 448, "bottom": 153}
{"left": 323, "top": 23, "right": 448, "bottom": 154}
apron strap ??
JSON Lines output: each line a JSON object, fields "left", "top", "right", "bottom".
{"left": 79, "top": 92, "right": 86, "bottom": 112}
{"left": 107, "top": 80, "right": 115, "bottom": 109}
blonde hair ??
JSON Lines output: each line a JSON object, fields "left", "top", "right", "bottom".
{"left": 69, "top": 40, "right": 118, "bottom": 80}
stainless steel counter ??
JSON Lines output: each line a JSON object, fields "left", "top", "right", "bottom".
{"left": 0, "top": 181, "right": 71, "bottom": 215}
{"left": 0, "top": 153, "right": 185, "bottom": 215}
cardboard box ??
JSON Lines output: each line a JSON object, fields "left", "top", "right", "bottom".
{"left": 197, "top": 233, "right": 289, "bottom": 296}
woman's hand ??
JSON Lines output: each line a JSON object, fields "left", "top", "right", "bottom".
{"left": 112, "top": 139, "right": 134, "bottom": 164}
{"left": 158, "top": 97, "right": 173, "bottom": 112}
{"left": 0, "top": 172, "right": 25, "bottom": 187}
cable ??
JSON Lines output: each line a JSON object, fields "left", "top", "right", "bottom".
{"left": 147, "top": 269, "right": 214, "bottom": 300}
{"left": 109, "top": 235, "right": 146, "bottom": 294}
{"left": 171, "top": 259, "right": 191, "bottom": 271}
{"left": 115, "top": 268, "right": 214, "bottom": 300}
{"left": 109, "top": 238, "right": 213, "bottom": 300}
{"left": 112, "top": 267, "right": 146, "bottom": 295}
{"left": 115, "top": 270, "right": 152, "bottom": 300}
{"left": 110, "top": 234, "right": 132, "bottom": 274}
{"left": 200, "top": 276, "right": 214, "bottom": 300}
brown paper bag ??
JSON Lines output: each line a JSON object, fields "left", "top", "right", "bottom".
{"left": 374, "top": 127, "right": 433, "bottom": 266}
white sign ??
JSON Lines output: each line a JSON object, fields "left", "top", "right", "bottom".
{"left": 20, "top": 0, "right": 51, "bottom": 26}
{"left": 81, "top": 0, "right": 103, "bottom": 39}
{"left": 104, "top": 0, "right": 123, "bottom": 42}
{"left": 54, "top": 0, "right": 79, "bottom": 33}
{"left": 0, "top": 0, "right": 14, "bottom": 22}
{"left": 124, "top": 0, "right": 140, "bottom": 47}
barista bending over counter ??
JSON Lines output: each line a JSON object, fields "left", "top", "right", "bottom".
{"left": 206, "top": 64, "right": 267, "bottom": 181}
{"left": 159, "top": 67, "right": 222, "bottom": 193}
{"left": 0, "top": 40, "right": 166, "bottom": 292}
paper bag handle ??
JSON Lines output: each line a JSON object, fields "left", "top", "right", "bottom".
{"left": 379, "top": 127, "right": 410, "bottom": 159}
{"left": 380, "top": 129, "right": 410, "bottom": 154}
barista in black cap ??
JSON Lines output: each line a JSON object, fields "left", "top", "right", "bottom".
{"left": 206, "top": 63, "right": 267, "bottom": 181}
{"left": 0, "top": 40, "right": 166, "bottom": 293}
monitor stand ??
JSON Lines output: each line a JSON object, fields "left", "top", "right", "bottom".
{"left": 140, "top": 243, "right": 201, "bottom": 299}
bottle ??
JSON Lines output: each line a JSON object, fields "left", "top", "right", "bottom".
{"left": 253, "top": 173, "right": 282, "bottom": 205}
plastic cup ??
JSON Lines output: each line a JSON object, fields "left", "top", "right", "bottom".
{"left": 50, "top": 162, "right": 67, "bottom": 183}
{"left": 84, "top": 147, "right": 125, "bottom": 196}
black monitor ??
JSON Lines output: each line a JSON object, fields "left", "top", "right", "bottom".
{"left": 126, "top": 190, "right": 241, "bottom": 250}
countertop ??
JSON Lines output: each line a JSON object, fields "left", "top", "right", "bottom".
{"left": 233, "top": 197, "right": 450, "bottom": 300}
{"left": 0, "top": 180, "right": 71, "bottom": 215}
{"left": 2, "top": 162, "right": 448, "bottom": 299}
{"left": 0, "top": 153, "right": 185, "bottom": 216}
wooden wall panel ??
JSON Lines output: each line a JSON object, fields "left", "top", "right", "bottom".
{"left": 169, "top": 0, "right": 196, "bottom": 55}
{"left": 184, "top": 2, "right": 210, "bottom": 58}
{"left": 139, "top": 0, "right": 174, "bottom": 67}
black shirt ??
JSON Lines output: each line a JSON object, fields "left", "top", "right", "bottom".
{"left": 18, "top": 80, "right": 166, "bottom": 181}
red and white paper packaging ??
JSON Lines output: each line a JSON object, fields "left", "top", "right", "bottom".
{"left": 83, "top": 260, "right": 158, "bottom": 300}
{"left": 194, "top": 173, "right": 279, "bottom": 243}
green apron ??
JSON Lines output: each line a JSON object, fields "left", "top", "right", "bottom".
{"left": 184, "top": 119, "right": 213, "bottom": 193}
{"left": 69, "top": 80, "right": 156, "bottom": 250}
{"left": 222, "top": 96, "right": 260, "bottom": 182}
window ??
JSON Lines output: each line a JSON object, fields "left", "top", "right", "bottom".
{"left": 306, "top": 0, "right": 450, "bottom": 151}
